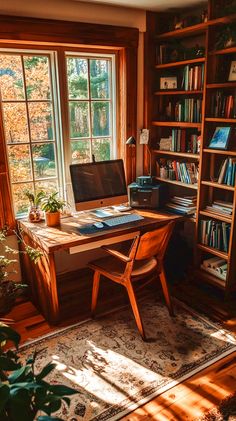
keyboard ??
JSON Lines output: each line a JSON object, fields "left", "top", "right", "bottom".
{"left": 104, "top": 213, "right": 144, "bottom": 227}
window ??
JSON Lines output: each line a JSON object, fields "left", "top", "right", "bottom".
{"left": 66, "top": 54, "right": 115, "bottom": 164}
{"left": 0, "top": 49, "right": 116, "bottom": 217}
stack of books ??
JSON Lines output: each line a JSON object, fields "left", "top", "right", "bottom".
{"left": 165, "top": 99, "right": 202, "bottom": 123}
{"left": 181, "top": 64, "right": 205, "bottom": 91}
{"left": 201, "top": 257, "right": 227, "bottom": 281}
{"left": 170, "top": 129, "right": 199, "bottom": 154}
{"left": 161, "top": 160, "right": 198, "bottom": 184}
{"left": 217, "top": 158, "right": 236, "bottom": 186}
{"left": 204, "top": 200, "right": 233, "bottom": 218}
{"left": 200, "top": 219, "right": 230, "bottom": 252}
{"left": 210, "top": 91, "right": 236, "bottom": 119}
{"left": 165, "top": 195, "right": 197, "bottom": 215}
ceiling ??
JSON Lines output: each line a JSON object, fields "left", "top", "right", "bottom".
{"left": 76, "top": 0, "right": 205, "bottom": 11}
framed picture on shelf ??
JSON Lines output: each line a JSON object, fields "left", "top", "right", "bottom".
{"left": 160, "top": 76, "right": 177, "bottom": 90}
{"left": 208, "top": 127, "right": 231, "bottom": 150}
{"left": 228, "top": 61, "right": 236, "bottom": 81}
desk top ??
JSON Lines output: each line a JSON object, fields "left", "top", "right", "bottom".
{"left": 18, "top": 210, "right": 183, "bottom": 253}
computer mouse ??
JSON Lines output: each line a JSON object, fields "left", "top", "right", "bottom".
{"left": 94, "top": 222, "right": 104, "bottom": 228}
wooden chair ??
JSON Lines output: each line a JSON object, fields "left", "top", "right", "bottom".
{"left": 88, "top": 221, "right": 175, "bottom": 340}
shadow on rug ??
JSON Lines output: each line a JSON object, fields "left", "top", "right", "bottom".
{"left": 19, "top": 296, "right": 236, "bottom": 421}
{"left": 198, "top": 392, "right": 236, "bottom": 421}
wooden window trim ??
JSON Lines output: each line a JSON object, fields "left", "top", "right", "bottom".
{"left": 0, "top": 15, "right": 138, "bottom": 228}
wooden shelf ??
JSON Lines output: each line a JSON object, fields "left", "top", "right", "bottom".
{"left": 155, "top": 22, "right": 207, "bottom": 40}
{"left": 206, "top": 82, "right": 236, "bottom": 89}
{"left": 155, "top": 57, "right": 205, "bottom": 70}
{"left": 152, "top": 121, "right": 202, "bottom": 129}
{"left": 208, "top": 14, "right": 236, "bottom": 27}
{"left": 155, "top": 177, "right": 198, "bottom": 189}
{"left": 154, "top": 90, "right": 203, "bottom": 96}
{"left": 199, "top": 210, "right": 232, "bottom": 223}
{"left": 194, "top": 268, "right": 226, "bottom": 290}
{"left": 203, "top": 148, "right": 236, "bottom": 156}
{"left": 197, "top": 244, "right": 229, "bottom": 260}
{"left": 153, "top": 150, "right": 200, "bottom": 159}
{"left": 209, "top": 46, "right": 236, "bottom": 56}
{"left": 201, "top": 180, "right": 235, "bottom": 191}
{"left": 205, "top": 118, "right": 236, "bottom": 123}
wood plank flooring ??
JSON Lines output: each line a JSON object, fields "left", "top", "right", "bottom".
{"left": 4, "top": 279, "right": 236, "bottom": 421}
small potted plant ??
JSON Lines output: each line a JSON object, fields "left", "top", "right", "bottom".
{"left": 25, "top": 190, "right": 45, "bottom": 222}
{"left": 41, "top": 191, "right": 66, "bottom": 227}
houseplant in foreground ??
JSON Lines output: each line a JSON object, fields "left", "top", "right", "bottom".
{"left": 0, "top": 230, "right": 42, "bottom": 316}
{"left": 41, "top": 192, "right": 66, "bottom": 227}
{"left": 0, "top": 323, "right": 77, "bottom": 420}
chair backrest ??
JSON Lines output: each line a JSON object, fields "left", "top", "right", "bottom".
{"left": 135, "top": 221, "right": 175, "bottom": 261}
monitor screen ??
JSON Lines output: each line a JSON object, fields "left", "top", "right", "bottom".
{"left": 70, "top": 159, "right": 128, "bottom": 211}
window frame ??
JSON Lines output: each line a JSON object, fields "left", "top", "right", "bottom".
{"left": 0, "top": 15, "right": 138, "bottom": 228}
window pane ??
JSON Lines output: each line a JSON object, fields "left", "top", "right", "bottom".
{"left": 28, "top": 102, "right": 54, "bottom": 141}
{"left": 12, "top": 183, "right": 34, "bottom": 216}
{"left": 24, "top": 56, "right": 51, "bottom": 100}
{"left": 35, "top": 180, "right": 58, "bottom": 194}
{"left": 69, "top": 102, "right": 89, "bottom": 138}
{"left": 32, "top": 143, "right": 56, "bottom": 179}
{"left": 8, "top": 145, "right": 32, "bottom": 182}
{"left": 90, "top": 59, "right": 110, "bottom": 99}
{"left": 91, "top": 102, "right": 110, "bottom": 137}
{"left": 67, "top": 58, "right": 88, "bottom": 99}
{"left": 3, "top": 103, "right": 29, "bottom": 143}
{"left": 0, "top": 54, "right": 25, "bottom": 100}
{"left": 71, "top": 140, "right": 90, "bottom": 163}
{"left": 92, "top": 138, "right": 111, "bottom": 161}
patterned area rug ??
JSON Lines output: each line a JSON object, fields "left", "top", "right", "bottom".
{"left": 19, "top": 296, "right": 236, "bottom": 421}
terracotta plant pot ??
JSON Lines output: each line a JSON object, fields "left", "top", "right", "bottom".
{"left": 45, "top": 211, "right": 61, "bottom": 227}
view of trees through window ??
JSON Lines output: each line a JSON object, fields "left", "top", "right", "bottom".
{"left": 67, "top": 56, "right": 113, "bottom": 164}
{"left": 0, "top": 51, "right": 115, "bottom": 217}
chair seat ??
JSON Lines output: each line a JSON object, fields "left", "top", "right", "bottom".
{"left": 89, "top": 255, "right": 157, "bottom": 281}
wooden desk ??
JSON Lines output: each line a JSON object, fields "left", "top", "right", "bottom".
{"left": 18, "top": 210, "right": 182, "bottom": 324}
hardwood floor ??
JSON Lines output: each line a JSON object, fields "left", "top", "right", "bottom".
{"left": 4, "top": 279, "right": 236, "bottom": 421}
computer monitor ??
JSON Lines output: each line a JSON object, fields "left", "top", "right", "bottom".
{"left": 70, "top": 159, "right": 128, "bottom": 211}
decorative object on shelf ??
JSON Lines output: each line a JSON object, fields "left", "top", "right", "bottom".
{"left": 215, "top": 24, "right": 236, "bottom": 50}
{"left": 0, "top": 230, "right": 42, "bottom": 315}
{"left": 0, "top": 324, "right": 77, "bottom": 420}
{"left": 208, "top": 127, "right": 231, "bottom": 150}
{"left": 201, "top": 9, "right": 208, "bottom": 22}
{"left": 41, "top": 191, "right": 67, "bottom": 227}
{"left": 185, "top": 44, "right": 205, "bottom": 59}
{"left": 25, "top": 190, "right": 44, "bottom": 222}
{"left": 228, "top": 61, "right": 236, "bottom": 81}
{"left": 160, "top": 76, "right": 177, "bottom": 90}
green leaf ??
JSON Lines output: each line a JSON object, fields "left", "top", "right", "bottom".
{"left": 38, "top": 417, "right": 63, "bottom": 421}
{"left": 36, "top": 362, "right": 57, "bottom": 381}
{"left": 8, "top": 388, "right": 34, "bottom": 421}
{"left": 0, "top": 356, "right": 20, "bottom": 371}
{"left": 0, "top": 384, "right": 10, "bottom": 412}
{"left": 62, "top": 396, "right": 70, "bottom": 407}
{"left": 8, "top": 365, "right": 31, "bottom": 383}
{"left": 49, "top": 385, "right": 78, "bottom": 396}
{"left": 47, "top": 398, "right": 62, "bottom": 414}
{"left": 0, "top": 326, "right": 20, "bottom": 348}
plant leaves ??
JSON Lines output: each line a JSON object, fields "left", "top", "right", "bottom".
{"left": 8, "top": 365, "right": 31, "bottom": 383}
{"left": 38, "top": 417, "right": 63, "bottom": 421}
{"left": 36, "top": 362, "right": 57, "bottom": 381}
{"left": 0, "top": 384, "right": 10, "bottom": 413}
{"left": 0, "top": 326, "right": 20, "bottom": 348}
{"left": 49, "top": 385, "right": 78, "bottom": 396}
{"left": 0, "top": 356, "right": 20, "bottom": 371}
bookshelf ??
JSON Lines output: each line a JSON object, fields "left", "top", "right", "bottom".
{"left": 144, "top": 1, "right": 236, "bottom": 294}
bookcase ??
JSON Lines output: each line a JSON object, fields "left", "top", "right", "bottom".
{"left": 144, "top": 1, "right": 236, "bottom": 294}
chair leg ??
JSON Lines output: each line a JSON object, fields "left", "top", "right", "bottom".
{"left": 91, "top": 271, "right": 100, "bottom": 317}
{"left": 159, "top": 266, "right": 174, "bottom": 316}
{"left": 125, "top": 280, "right": 146, "bottom": 340}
